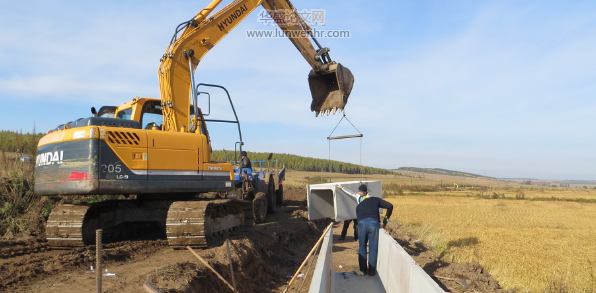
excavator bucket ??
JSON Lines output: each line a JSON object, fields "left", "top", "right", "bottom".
{"left": 308, "top": 63, "right": 354, "bottom": 116}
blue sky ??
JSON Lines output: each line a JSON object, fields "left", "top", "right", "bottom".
{"left": 1, "top": 0, "right": 595, "bottom": 180}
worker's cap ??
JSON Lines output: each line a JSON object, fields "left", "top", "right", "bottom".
{"left": 358, "top": 184, "right": 367, "bottom": 193}
{"left": 241, "top": 151, "right": 247, "bottom": 156}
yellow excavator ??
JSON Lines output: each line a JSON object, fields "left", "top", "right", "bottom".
{"left": 35, "top": 0, "right": 354, "bottom": 249}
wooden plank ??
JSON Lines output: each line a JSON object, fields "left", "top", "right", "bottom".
{"left": 143, "top": 281, "right": 162, "bottom": 293}
{"left": 187, "top": 246, "right": 236, "bottom": 292}
{"left": 283, "top": 223, "right": 333, "bottom": 292}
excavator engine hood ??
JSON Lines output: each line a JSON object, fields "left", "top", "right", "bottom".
{"left": 308, "top": 63, "right": 354, "bottom": 116}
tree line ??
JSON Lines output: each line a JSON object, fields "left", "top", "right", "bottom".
{"left": 211, "top": 150, "right": 391, "bottom": 175}
{"left": 0, "top": 131, "right": 43, "bottom": 156}
{"left": 396, "top": 166, "right": 493, "bottom": 179}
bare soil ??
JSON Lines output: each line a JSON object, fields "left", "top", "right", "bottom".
{"left": 0, "top": 187, "right": 515, "bottom": 293}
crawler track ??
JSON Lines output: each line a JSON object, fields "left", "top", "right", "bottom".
{"left": 45, "top": 199, "right": 251, "bottom": 250}
{"left": 45, "top": 204, "right": 90, "bottom": 248}
{"left": 166, "top": 199, "right": 249, "bottom": 248}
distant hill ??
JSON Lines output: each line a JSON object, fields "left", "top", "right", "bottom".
{"left": 503, "top": 178, "right": 596, "bottom": 188}
{"left": 395, "top": 167, "right": 495, "bottom": 179}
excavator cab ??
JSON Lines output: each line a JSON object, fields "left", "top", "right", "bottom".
{"left": 308, "top": 63, "right": 354, "bottom": 116}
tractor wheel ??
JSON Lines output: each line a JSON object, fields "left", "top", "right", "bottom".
{"left": 276, "top": 184, "right": 283, "bottom": 207}
{"left": 245, "top": 187, "right": 255, "bottom": 202}
{"left": 253, "top": 192, "right": 267, "bottom": 224}
{"left": 266, "top": 175, "right": 276, "bottom": 213}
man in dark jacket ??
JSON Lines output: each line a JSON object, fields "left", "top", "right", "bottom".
{"left": 240, "top": 151, "right": 252, "bottom": 170}
{"left": 337, "top": 183, "right": 393, "bottom": 276}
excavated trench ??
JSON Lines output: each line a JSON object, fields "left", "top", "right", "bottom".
{"left": 0, "top": 187, "right": 330, "bottom": 293}
{"left": 146, "top": 211, "right": 328, "bottom": 293}
{"left": 0, "top": 186, "right": 513, "bottom": 293}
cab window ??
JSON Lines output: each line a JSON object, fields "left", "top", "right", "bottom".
{"left": 116, "top": 107, "right": 132, "bottom": 120}
{"left": 140, "top": 101, "right": 163, "bottom": 129}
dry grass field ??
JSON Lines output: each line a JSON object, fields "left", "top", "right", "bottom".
{"left": 285, "top": 170, "right": 596, "bottom": 293}
{"left": 283, "top": 169, "right": 523, "bottom": 189}
{"left": 387, "top": 195, "right": 596, "bottom": 293}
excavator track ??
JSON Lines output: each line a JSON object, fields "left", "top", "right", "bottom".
{"left": 45, "top": 204, "right": 90, "bottom": 249}
{"left": 166, "top": 199, "right": 249, "bottom": 249}
{"left": 46, "top": 199, "right": 251, "bottom": 250}
{"left": 46, "top": 201, "right": 171, "bottom": 249}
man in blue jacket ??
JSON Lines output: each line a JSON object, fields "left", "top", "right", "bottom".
{"left": 337, "top": 183, "right": 393, "bottom": 276}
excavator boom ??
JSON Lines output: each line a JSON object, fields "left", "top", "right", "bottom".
{"left": 159, "top": 0, "right": 354, "bottom": 129}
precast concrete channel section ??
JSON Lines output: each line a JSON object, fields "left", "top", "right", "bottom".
{"left": 307, "top": 181, "right": 447, "bottom": 293}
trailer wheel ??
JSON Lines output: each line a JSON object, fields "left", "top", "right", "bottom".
{"left": 276, "top": 184, "right": 283, "bottom": 207}
{"left": 266, "top": 175, "right": 276, "bottom": 213}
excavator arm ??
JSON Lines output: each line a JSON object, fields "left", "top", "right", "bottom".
{"left": 260, "top": 0, "right": 354, "bottom": 115}
{"left": 158, "top": 0, "right": 354, "bottom": 132}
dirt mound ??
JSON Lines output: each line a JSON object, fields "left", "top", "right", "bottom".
{"left": 0, "top": 236, "right": 49, "bottom": 258}
{"left": 145, "top": 214, "right": 328, "bottom": 293}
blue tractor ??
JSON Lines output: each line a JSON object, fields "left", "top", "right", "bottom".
{"left": 233, "top": 154, "right": 285, "bottom": 223}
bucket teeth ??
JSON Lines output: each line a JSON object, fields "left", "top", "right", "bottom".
{"left": 315, "top": 108, "right": 343, "bottom": 117}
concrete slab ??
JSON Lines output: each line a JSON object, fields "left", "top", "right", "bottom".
{"left": 307, "top": 182, "right": 446, "bottom": 293}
